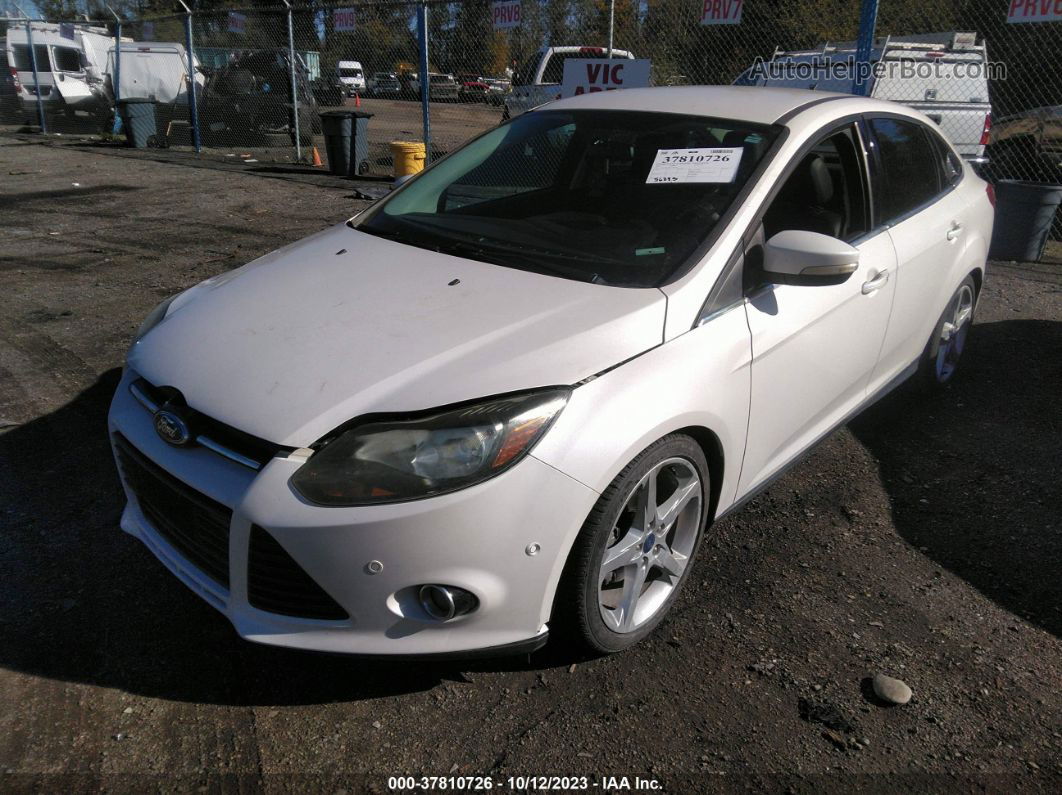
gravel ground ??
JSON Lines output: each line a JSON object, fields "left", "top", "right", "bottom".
{"left": 1, "top": 134, "right": 1060, "bottom": 793}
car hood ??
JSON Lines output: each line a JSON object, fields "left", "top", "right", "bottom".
{"left": 128, "top": 224, "right": 666, "bottom": 447}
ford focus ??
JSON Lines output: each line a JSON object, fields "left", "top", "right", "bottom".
{"left": 109, "top": 86, "right": 993, "bottom": 657}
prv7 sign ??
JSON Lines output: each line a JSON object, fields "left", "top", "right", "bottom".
{"left": 561, "top": 59, "right": 651, "bottom": 98}
{"left": 334, "top": 8, "right": 357, "bottom": 33}
{"left": 492, "top": 0, "right": 521, "bottom": 30}
{"left": 701, "top": 0, "right": 743, "bottom": 26}
{"left": 1006, "top": 0, "right": 1062, "bottom": 23}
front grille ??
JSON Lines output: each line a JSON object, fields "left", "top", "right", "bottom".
{"left": 131, "top": 377, "right": 287, "bottom": 469}
{"left": 114, "top": 434, "right": 232, "bottom": 588}
{"left": 248, "top": 525, "right": 348, "bottom": 620}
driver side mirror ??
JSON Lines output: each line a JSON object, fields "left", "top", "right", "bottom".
{"left": 762, "top": 230, "right": 859, "bottom": 286}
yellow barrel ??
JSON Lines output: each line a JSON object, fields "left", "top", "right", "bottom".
{"left": 390, "top": 140, "right": 426, "bottom": 178}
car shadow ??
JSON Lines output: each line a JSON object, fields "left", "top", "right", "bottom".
{"left": 5, "top": 318, "right": 1055, "bottom": 705}
{"left": 0, "top": 369, "right": 570, "bottom": 706}
{"left": 849, "top": 318, "right": 1062, "bottom": 639}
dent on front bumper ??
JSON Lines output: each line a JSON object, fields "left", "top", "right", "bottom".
{"left": 107, "top": 369, "right": 598, "bottom": 656}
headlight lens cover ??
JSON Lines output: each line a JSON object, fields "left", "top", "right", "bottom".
{"left": 134, "top": 295, "right": 177, "bottom": 342}
{"left": 291, "top": 389, "right": 570, "bottom": 506}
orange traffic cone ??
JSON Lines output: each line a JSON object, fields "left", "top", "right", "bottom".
{"left": 311, "top": 146, "right": 323, "bottom": 167}
{"left": 354, "top": 92, "right": 361, "bottom": 108}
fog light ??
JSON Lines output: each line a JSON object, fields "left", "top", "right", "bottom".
{"left": 418, "top": 584, "right": 478, "bottom": 621}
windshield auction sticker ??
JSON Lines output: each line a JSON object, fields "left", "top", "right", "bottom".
{"left": 645, "top": 147, "right": 743, "bottom": 183}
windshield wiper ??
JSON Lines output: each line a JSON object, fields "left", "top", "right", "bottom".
{"left": 428, "top": 238, "right": 599, "bottom": 283}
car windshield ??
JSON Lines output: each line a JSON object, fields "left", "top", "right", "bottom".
{"left": 339, "top": 68, "right": 361, "bottom": 77}
{"left": 354, "top": 110, "right": 781, "bottom": 287}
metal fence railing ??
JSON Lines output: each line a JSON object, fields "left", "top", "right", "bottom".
{"left": 1, "top": 2, "right": 1059, "bottom": 187}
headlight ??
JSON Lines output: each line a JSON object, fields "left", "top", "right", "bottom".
{"left": 134, "top": 295, "right": 177, "bottom": 342}
{"left": 291, "top": 389, "right": 570, "bottom": 506}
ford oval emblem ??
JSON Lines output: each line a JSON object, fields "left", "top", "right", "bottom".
{"left": 154, "top": 409, "right": 191, "bottom": 446}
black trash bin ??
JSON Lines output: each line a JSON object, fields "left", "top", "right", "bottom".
{"left": 116, "top": 98, "right": 160, "bottom": 149}
{"left": 988, "top": 180, "right": 1062, "bottom": 262}
{"left": 320, "top": 110, "right": 374, "bottom": 177}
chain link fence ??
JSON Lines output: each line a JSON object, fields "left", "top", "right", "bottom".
{"left": 1, "top": 2, "right": 1059, "bottom": 186}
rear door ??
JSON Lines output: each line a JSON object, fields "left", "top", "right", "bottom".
{"left": 12, "top": 42, "right": 55, "bottom": 104}
{"left": 865, "top": 115, "right": 969, "bottom": 394}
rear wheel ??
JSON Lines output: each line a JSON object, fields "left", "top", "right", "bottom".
{"left": 555, "top": 434, "right": 708, "bottom": 654}
{"left": 918, "top": 275, "right": 977, "bottom": 389}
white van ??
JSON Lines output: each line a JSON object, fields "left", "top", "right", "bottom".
{"left": 336, "top": 60, "right": 365, "bottom": 95}
{"left": 504, "top": 46, "right": 635, "bottom": 119}
{"left": 5, "top": 22, "right": 120, "bottom": 122}
{"left": 735, "top": 32, "right": 993, "bottom": 162}
{"left": 108, "top": 42, "right": 204, "bottom": 106}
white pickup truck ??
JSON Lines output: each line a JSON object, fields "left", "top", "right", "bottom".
{"left": 735, "top": 32, "right": 993, "bottom": 163}
{"left": 504, "top": 46, "right": 635, "bottom": 120}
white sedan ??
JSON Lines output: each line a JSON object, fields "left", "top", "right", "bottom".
{"left": 109, "top": 86, "right": 993, "bottom": 657}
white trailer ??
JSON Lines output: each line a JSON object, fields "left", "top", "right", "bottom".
{"left": 108, "top": 42, "right": 204, "bottom": 106}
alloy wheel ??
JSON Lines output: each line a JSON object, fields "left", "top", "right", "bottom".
{"left": 597, "top": 457, "right": 702, "bottom": 633}
{"left": 935, "top": 283, "right": 975, "bottom": 382}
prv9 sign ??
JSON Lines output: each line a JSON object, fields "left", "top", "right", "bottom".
{"left": 561, "top": 59, "right": 651, "bottom": 98}
{"left": 227, "top": 12, "right": 246, "bottom": 35}
{"left": 1006, "top": 0, "right": 1062, "bottom": 23}
{"left": 701, "top": 0, "right": 743, "bottom": 25}
{"left": 334, "top": 8, "right": 357, "bottom": 33}
{"left": 492, "top": 0, "right": 521, "bottom": 30}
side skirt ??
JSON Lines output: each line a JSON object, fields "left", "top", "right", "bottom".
{"left": 714, "top": 359, "right": 919, "bottom": 523}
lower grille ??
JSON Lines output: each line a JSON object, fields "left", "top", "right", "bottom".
{"left": 114, "top": 434, "right": 232, "bottom": 588}
{"left": 248, "top": 525, "right": 348, "bottom": 620}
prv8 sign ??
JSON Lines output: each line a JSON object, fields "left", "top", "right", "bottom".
{"left": 334, "top": 8, "right": 357, "bottom": 33}
{"left": 492, "top": 0, "right": 521, "bottom": 30}
{"left": 701, "top": 0, "right": 743, "bottom": 25}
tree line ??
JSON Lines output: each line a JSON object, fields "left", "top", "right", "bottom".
{"left": 24, "top": 0, "right": 1059, "bottom": 116}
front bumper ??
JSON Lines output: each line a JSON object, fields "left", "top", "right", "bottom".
{"left": 108, "top": 369, "right": 597, "bottom": 656}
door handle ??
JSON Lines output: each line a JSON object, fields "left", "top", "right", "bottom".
{"left": 861, "top": 270, "right": 890, "bottom": 295}
{"left": 946, "top": 222, "right": 963, "bottom": 241}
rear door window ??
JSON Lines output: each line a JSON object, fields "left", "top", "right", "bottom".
{"left": 12, "top": 44, "right": 52, "bottom": 72}
{"left": 928, "top": 131, "right": 963, "bottom": 187}
{"left": 868, "top": 117, "right": 943, "bottom": 224}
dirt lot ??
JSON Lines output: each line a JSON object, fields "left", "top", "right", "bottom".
{"left": 1, "top": 134, "right": 1060, "bottom": 792}
{"left": 5, "top": 95, "right": 503, "bottom": 176}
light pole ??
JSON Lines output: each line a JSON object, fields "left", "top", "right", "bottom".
{"left": 607, "top": 0, "right": 615, "bottom": 58}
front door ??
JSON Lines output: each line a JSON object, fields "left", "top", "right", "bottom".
{"left": 739, "top": 122, "right": 897, "bottom": 495}
{"left": 50, "top": 44, "right": 93, "bottom": 111}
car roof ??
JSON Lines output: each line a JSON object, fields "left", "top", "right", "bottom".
{"left": 541, "top": 85, "right": 902, "bottom": 126}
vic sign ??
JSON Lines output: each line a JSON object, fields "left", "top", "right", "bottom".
{"left": 561, "top": 59, "right": 652, "bottom": 98}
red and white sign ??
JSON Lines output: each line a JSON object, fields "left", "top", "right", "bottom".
{"left": 561, "top": 58, "right": 651, "bottom": 98}
{"left": 334, "top": 8, "right": 357, "bottom": 33}
{"left": 492, "top": 0, "right": 521, "bottom": 30}
{"left": 227, "top": 11, "right": 246, "bottom": 35}
{"left": 1006, "top": 0, "right": 1062, "bottom": 23}
{"left": 701, "top": 0, "right": 743, "bottom": 26}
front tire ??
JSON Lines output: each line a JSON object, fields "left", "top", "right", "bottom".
{"left": 918, "top": 275, "right": 977, "bottom": 389}
{"left": 554, "top": 434, "right": 709, "bottom": 654}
